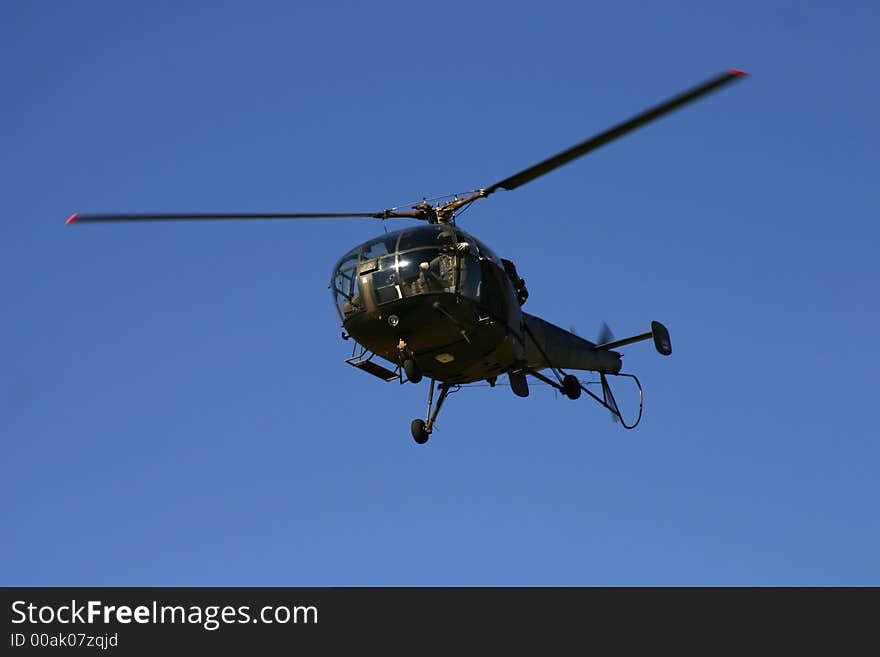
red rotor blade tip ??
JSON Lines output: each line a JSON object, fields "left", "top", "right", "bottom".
{"left": 729, "top": 68, "right": 750, "bottom": 77}
{"left": 65, "top": 213, "right": 79, "bottom": 225}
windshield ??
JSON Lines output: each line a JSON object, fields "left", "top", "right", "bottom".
{"left": 331, "top": 226, "right": 501, "bottom": 320}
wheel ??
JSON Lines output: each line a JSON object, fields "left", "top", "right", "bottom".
{"left": 403, "top": 358, "right": 423, "bottom": 384}
{"left": 411, "top": 419, "right": 429, "bottom": 444}
{"left": 562, "top": 374, "right": 582, "bottom": 400}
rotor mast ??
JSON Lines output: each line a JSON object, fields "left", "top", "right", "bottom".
{"left": 405, "top": 189, "right": 489, "bottom": 225}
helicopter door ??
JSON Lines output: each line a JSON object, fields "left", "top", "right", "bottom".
{"left": 358, "top": 258, "right": 379, "bottom": 276}
{"left": 479, "top": 260, "right": 508, "bottom": 319}
{"left": 372, "top": 254, "right": 402, "bottom": 305}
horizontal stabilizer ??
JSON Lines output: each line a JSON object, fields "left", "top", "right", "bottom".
{"left": 651, "top": 321, "right": 672, "bottom": 356}
{"left": 596, "top": 321, "right": 672, "bottom": 356}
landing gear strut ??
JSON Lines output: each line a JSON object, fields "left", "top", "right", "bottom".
{"left": 410, "top": 379, "right": 452, "bottom": 445}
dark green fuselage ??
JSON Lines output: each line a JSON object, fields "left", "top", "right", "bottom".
{"left": 331, "top": 225, "right": 620, "bottom": 384}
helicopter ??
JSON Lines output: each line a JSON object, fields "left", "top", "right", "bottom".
{"left": 66, "top": 68, "right": 748, "bottom": 444}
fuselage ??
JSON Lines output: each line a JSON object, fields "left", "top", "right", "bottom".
{"left": 331, "top": 224, "right": 525, "bottom": 383}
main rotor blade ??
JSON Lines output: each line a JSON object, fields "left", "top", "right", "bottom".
{"left": 65, "top": 211, "right": 402, "bottom": 224}
{"left": 484, "top": 68, "right": 749, "bottom": 195}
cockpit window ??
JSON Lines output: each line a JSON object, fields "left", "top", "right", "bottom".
{"left": 398, "top": 249, "right": 456, "bottom": 297}
{"left": 361, "top": 235, "right": 393, "bottom": 261}
{"left": 331, "top": 246, "right": 363, "bottom": 320}
{"left": 333, "top": 269, "right": 361, "bottom": 318}
{"left": 372, "top": 254, "right": 401, "bottom": 305}
{"left": 472, "top": 238, "right": 499, "bottom": 262}
{"left": 332, "top": 226, "right": 505, "bottom": 321}
{"left": 397, "top": 225, "right": 457, "bottom": 252}
{"left": 336, "top": 247, "right": 359, "bottom": 273}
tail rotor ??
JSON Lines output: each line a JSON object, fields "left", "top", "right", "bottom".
{"left": 596, "top": 322, "right": 619, "bottom": 423}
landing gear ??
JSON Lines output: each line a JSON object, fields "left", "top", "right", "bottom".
{"left": 410, "top": 379, "right": 452, "bottom": 445}
{"left": 403, "top": 358, "right": 422, "bottom": 384}
{"left": 528, "top": 368, "right": 581, "bottom": 401}
{"left": 562, "top": 374, "right": 582, "bottom": 400}
{"left": 411, "top": 419, "right": 429, "bottom": 444}
{"left": 508, "top": 370, "right": 529, "bottom": 397}
{"left": 398, "top": 339, "right": 422, "bottom": 383}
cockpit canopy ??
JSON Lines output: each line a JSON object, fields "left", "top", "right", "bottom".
{"left": 330, "top": 224, "right": 500, "bottom": 321}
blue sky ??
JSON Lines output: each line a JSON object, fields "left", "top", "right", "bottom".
{"left": 2, "top": 1, "right": 878, "bottom": 585}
